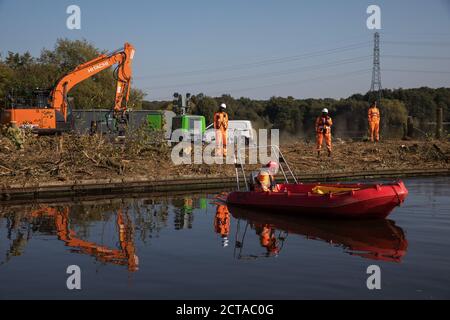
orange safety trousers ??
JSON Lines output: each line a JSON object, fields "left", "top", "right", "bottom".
{"left": 316, "top": 132, "right": 332, "bottom": 152}
{"left": 315, "top": 116, "right": 332, "bottom": 152}
{"left": 214, "top": 111, "right": 229, "bottom": 156}
{"left": 215, "top": 129, "right": 228, "bottom": 156}
{"left": 368, "top": 107, "right": 380, "bottom": 142}
{"left": 369, "top": 120, "right": 380, "bottom": 142}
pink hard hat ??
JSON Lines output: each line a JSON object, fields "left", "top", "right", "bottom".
{"left": 266, "top": 161, "right": 279, "bottom": 170}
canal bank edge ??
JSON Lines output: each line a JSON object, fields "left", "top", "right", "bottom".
{"left": 1, "top": 168, "right": 449, "bottom": 202}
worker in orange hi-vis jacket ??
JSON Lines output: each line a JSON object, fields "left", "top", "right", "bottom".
{"left": 368, "top": 101, "right": 381, "bottom": 142}
{"left": 253, "top": 161, "right": 280, "bottom": 193}
{"left": 213, "top": 103, "right": 229, "bottom": 157}
{"left": 315, "top": 108, "right": 333, "bottom": 158}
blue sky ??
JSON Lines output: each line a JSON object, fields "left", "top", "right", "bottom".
{"left": 1, "top": 0, "right": 450, "bottom": 100}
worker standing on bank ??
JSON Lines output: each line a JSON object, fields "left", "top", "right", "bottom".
{"left": 368, "top": 101, "right": 381, "bottom": 142}
{"left": 315, "top": 108, "right": 333, "bottom": 157}
{"left": 214, "top": 103, "right": 229, "bottom": 157}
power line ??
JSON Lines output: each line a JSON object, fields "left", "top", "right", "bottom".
{"left": 134, "top": 41, "right": 371, "bottom": 80}
{"left": 191, "top": 69, "right": 372, "bottom": 97}
{"left": 384, "top": 40, "right": 450, "bottom": 46}
{"left": 384, "top": 55, "right": 450, "bottom": 61}
{"left": 145, "top": 34, "right": 372, "bottom": 72}
{"left": 143, "top": 56, "right": 371, "bottom": 90}
{"left": 384, "top": 69, "right": 450, "bottom": 74}
{"left": 381, "top": 31, "right": 450, "bottom": 38}
{"left": 147, "top": 69, "right": 372, "bottom": 100}
{"left": 138, "top": 40, "right": 450, "bottom": 81}
{"left": 142, "top": 36, "right": 450, "bottom": 100}
{"left": 138, "top": 40, "right": 450, "bottom": 84}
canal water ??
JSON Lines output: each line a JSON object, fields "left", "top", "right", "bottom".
{"left": 0, "top": 177, "right": 449, "bottom": 299}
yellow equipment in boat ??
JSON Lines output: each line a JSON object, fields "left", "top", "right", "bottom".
{"left": 312, "top": 186, "right": 360, "bottom": 195}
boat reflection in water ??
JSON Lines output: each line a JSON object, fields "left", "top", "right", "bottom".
{"left": 228, "top": 205, "right": 408, "bottom": 263}
{"left": 0, "top": 195, "right": 408, "bottom": 276}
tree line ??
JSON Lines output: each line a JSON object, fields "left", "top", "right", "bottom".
{"left": 144, "top": 87, "right": 449, "bottom": 138}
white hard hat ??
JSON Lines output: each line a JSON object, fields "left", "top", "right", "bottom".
{"left": 222, "top": 237, "right": 229, "bottom": 247}
{"left": 322, "top": 108, "right": 329, "bottom": 114}
{"left": 220, "top": 103, "right": 227, "bottom": 109}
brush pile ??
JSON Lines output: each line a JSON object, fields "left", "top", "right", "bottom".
{"left": 0, "top": 127, "right": 173, "bottom": 184}
{"left": 0, "top": 126, "right": 449, "bottom": 186}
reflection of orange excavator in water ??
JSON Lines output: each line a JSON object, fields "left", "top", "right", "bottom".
{"left": 230, "top": 206, "right": 408, "bottom": 263}
{"left": 30, "top": 206, "right": 139, "bottom": 272}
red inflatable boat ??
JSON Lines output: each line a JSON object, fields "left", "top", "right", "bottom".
{"left": 226, "top": 181, "right": 408, "bottom": 219}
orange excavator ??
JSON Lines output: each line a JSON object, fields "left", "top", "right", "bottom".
{"left": 1, "top": 42, "right": 135, "bottom": 133}
{"left": 30, "top": 206, "right": 139, "bottom": 272}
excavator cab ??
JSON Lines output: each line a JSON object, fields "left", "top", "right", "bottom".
{"left": 2, "top": 89, "right": 73, "bottom": 133}
{"left": 5, "top": 89, "right": 50, "bottom": 109}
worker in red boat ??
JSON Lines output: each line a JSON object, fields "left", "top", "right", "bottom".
{"left": 252, "top": 161, "right": 280, "bottom": 192}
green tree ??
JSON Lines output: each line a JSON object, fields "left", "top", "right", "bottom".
{"left": 0, "top": 60, "right": 14, "bottom": 106}
{"left": 265, "top": 96, "right": 303, "bottom": 134}
{"left": 193, "top": 96, "right": 218, "bottom": 124}
{"left": 379, "top": 98, "right": 408, "bottom": 127}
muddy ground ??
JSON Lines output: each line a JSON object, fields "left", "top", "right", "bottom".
{"left": 0, "top": 131, "right": 449, "bottom": 186}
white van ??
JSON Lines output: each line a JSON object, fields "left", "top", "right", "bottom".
{"left": 203, "top": 120, "right": 255, "bottom": 145}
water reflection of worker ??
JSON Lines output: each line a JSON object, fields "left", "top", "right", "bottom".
{"left": 255, "top": 224, "right": 279, "bottom": 256}
{"left": 183, "top": 198, "right": 194, "bottom": 214}
{"left": 250, "top": 161, "right": 280, "bottom": 192}
{"left": 214, "top": 205, "right": 230, "bottom": 247}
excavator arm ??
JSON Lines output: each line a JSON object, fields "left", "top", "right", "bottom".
{"left": 50, "top": 42, "right": 135, "bottom": 121}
